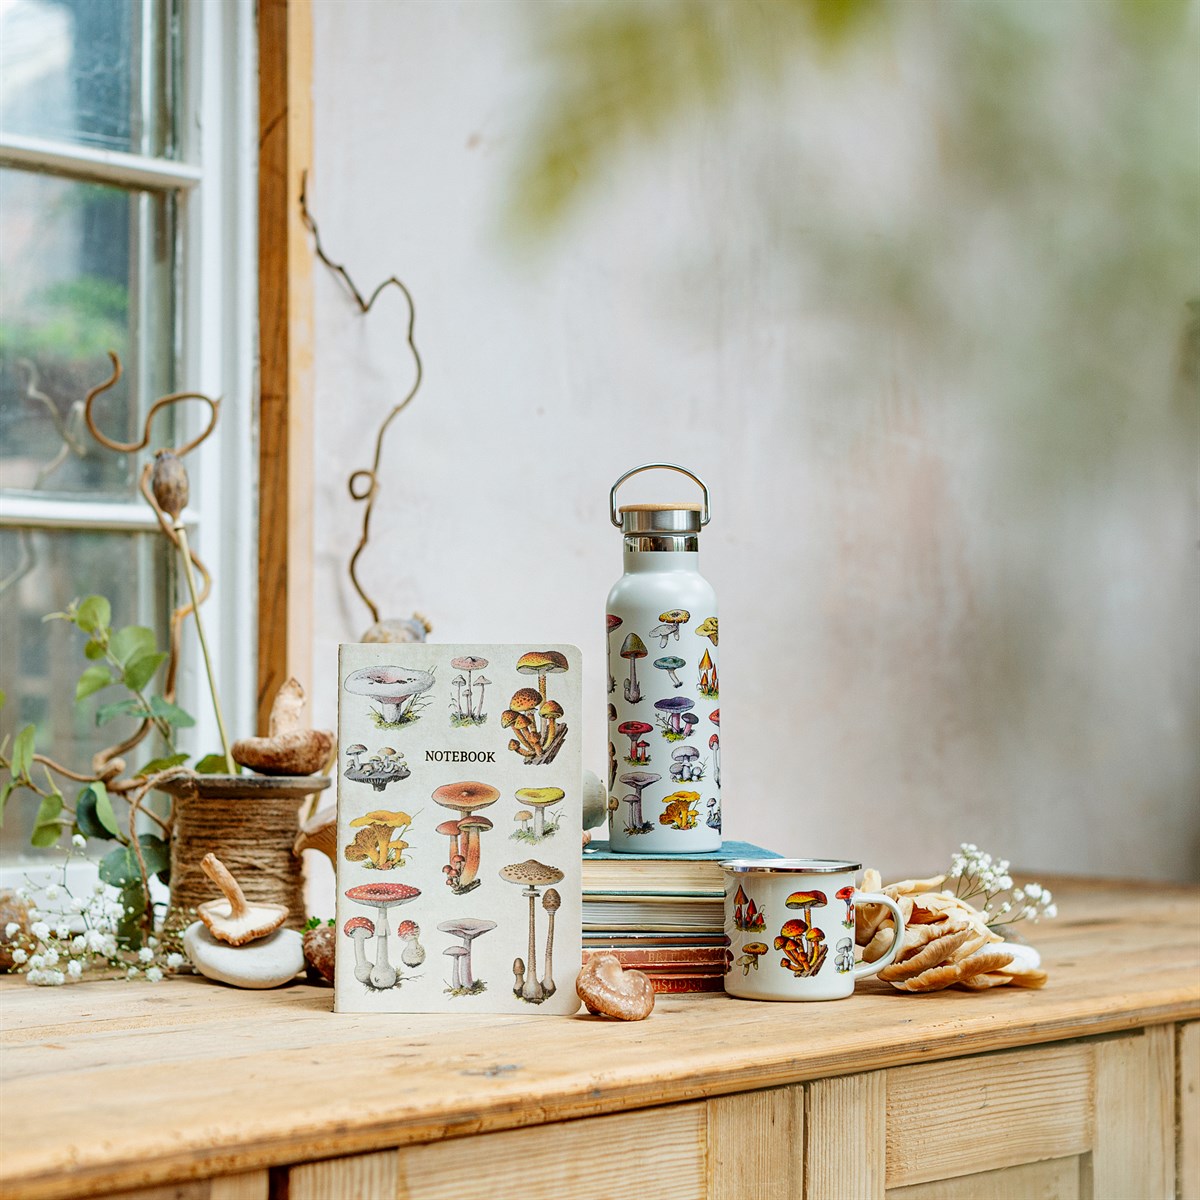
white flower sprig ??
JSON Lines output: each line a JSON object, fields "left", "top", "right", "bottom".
{"left": 7, "top": 838, "right": 187, "bottom": 986}
{"left": 947, "top": 843, "right": 1057, "bottom": 931}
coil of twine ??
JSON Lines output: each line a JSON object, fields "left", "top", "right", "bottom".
{"left": 158, "top": 774, "right": 329, "bottom": 939}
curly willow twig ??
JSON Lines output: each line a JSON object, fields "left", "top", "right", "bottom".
{"left": 299, "top": 171, "right": 423, "bottom": 626}
{"left": 82, "top": 351, "right": 220, "bottom": 762}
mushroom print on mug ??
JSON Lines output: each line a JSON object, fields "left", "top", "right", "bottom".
{"left": 336, "top": 642, "right": 582, "bottom": 1014}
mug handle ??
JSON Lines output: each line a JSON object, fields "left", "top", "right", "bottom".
{"left": 852, "top": 892, "right": 906, "bottom": 980}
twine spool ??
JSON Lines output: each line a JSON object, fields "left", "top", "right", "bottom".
{"left": 158, "top": 774, "right": 329, "bottom": 939}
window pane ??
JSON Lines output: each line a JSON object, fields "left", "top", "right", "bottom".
{"left": 0, "top": 169, "right": 176, "bottom": 497}
{"left": 0, "top": 527, "right": 171, "bottom": 858}
{"left": 0, "top": 0, "right": 176, "bottom": 158}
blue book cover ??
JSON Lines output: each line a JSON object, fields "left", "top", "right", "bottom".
{"left": 583, "top": 838, "right": 778, "bottom": 861}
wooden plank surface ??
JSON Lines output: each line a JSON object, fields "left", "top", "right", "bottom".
{"left": 886, "top": 1156, "right": 1082, "bottom": 1200}
{"left": 0, "top": 877, "right": 1196, "bottom": 1200}
{"left": 806, "top": 1070, "right": 886, "bottom": 1200}
{"left": 706, "top": 1086, "right": 803, "bottom": 1200}
{"left": 1181, "top": 1021, "right": 1200, "bottom": 1200}
{"left": 1093, "top": 1024, "right": 1175, "bottom": 1199}
{"left": 885, "top": 1042, "right": 1093, "bottom": 1187}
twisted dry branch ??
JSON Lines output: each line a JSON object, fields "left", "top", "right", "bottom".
{"left": 299, "top": 172, "right": 423, "bottom": 625}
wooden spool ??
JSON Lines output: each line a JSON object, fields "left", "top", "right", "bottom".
{"left": 156, "top": 773, "right": 329, "bottom": 939}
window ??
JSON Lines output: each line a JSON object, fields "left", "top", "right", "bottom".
{"left": 0, "top": 0, "right": 256, "bottom": 871}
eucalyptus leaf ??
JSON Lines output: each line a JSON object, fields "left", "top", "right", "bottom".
{"left": 147, "top": 696, "right": 195, "bottom": 729}
{"left": 195, "top": 753, "right": 238, "bottom": 774}
{"left": 110, "top": 625, "right": 156, "bottom": 667}
{"left": 75, "top": 595, "right": 111, "bottom": 634}
{"left": 95, "top": 698, "right": 145, "bottom": 727}
{"left": 12, "top": 725, "right": 35, "bottom": 778}
{"left": 123, "top": 651, "right": 167, "bottom": 693}
{"left": 75, "top": 665, "right": 115, "bottom": 702}
{"left": 75, "top": 786, "right": 115, "bottom": 840}
{"left": 30, "top": 821, "right": 63, "bottom": 848}
{"left": 98, "top": 834, "right": 169, "bottom": 887}
{"left": 135, "top": 753, "right": 189, "bottom": 777}
{"left": 84, "top": 640, "right": 106, "bottom": 660}
{"left": 115, "top": 879, "right": 148, "bottom": 948}
{"left": 0, "top": 779, "right": 16, "bottom": 826}
{"left": 90, "top": 782, "right": 120, "bottom": 837}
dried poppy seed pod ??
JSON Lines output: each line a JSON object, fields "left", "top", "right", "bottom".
{"left": 150, "top": 449, "right": 189, "bottom": 520}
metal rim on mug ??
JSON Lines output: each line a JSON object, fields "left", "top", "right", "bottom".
{"left": 720, "top": 858, "right": 863, "bottom": 875}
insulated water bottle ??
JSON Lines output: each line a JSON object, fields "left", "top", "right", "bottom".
{"left": 605, "top": 464, "right": 721, "bottom": 854}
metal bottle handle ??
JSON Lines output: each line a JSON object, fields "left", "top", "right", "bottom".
{"left": 609, "top": 463, "right": 711, "bottom": 528}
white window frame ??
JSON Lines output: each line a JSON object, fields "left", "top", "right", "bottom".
{"left": 0, "top": 0, "right": 257, "bottom": 890}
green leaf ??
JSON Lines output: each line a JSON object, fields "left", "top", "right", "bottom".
{"left": 123, "top": 651, "right": 167, "bottom": 693}
{"left": 115, "top": 879, "right": 148, "bottom": 949}
{"left": 147, "top": 696, "right": 195, "bottom": 729}
{"left": 75, "top": 665, "right": 115, "bottom": 702}
{"left": 195, "top": 752, "right": 238, "bottom": 774}
{"left": 96, "top": 698, "right": 145, "bottom": 727}
{"left": 99, "top": 834, "right": 169, "bottom": 887}
{"left": 31, "top": 821, "right": 63, "bottom": 848}
{"left": 12, "top": 725, "right": 35, "bottom": 779}
{"left": 0, "top": 688, "right": 6, "bottom": 708}
{"left": 77, "top": 781, "right": 121, "bottom": 838}
{"left": 84, "top": 639, "right": 107, "bottom": 660}
{"left": 0, "top": 779, "right": 17, "bottom": 826}
{"left": 135, "top": 753, "right": 189, "bottom": 777}
{"left": 75, "top": 595, "right": 111, "bottom": 634}
{"left": 110, "top": 625, "right": 156, "bottom": 667}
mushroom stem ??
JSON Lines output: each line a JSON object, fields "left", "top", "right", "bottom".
{"left": 200, "top": 853, "right": 248, "bottom": 920}
{"left": 476, "top": 680, "right": 486, "bottom": 717}
{"left": 461, "top": 943, "right": 475, "bottom": 990}
{"left": 521, "top": 886, "right": 543, "bottom": 1002}
{"left": 543, "top": 909, "right": 557, "bottom": 996}
{"left": 460, "top": 830, "right": 481, "bottom": 887}
{"left": 509, "top": 737, "right": 535, "bottom": 759}
{"left": 379, "top": 701, "right": 403, "bottom": 723}
{"left": 667, "top": 668, "right": 682, "bottom": 687}
{"left": 513, "top": 957, "right": 525, "bottom": 995}
{"left": 351, "top": 932, "right": 371, "bottom": 983}
{"left": 371, "top": 906, "right": 397, "bottom": 988}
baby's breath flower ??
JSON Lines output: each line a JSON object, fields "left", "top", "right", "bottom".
{"left": 31, "top": 921, "right": 50, "bottom": 941}
{"left": 1044, "top": 904, "right": 1058, "bottom": 918}
{"left": 11, "top": 948, "right": 27, "bottom": 964}
{"left": 56, "top": 925, "right": 71, "bottom": 941}
{"left": 145, "top": 966, "right": 163, "bottom": 983}
{"left": 4, "top": 922, "right": 17, "bottom": 938}
{"left": 1025, "top": 883, "right": 1043, "bottom": 900}
{"left": 67, "top": 960, "right": 82, "bottom": 978}
{"left": 72, "top": 834, "right": 87, "bottom": 849}
{"left": 127, "top": 966, "right": 139, "bottom": 979}
{"left": 166, "top": 953, "right": 184, "bottom": 970}
{"left": 138, "top": 947, "right": 154, "bottom": 963}
{"left": 1040, "top": 888, "right": 1053, "bottom": 905}
{"left": 44, "top": 885, "right": 59, "bottom": 901}
{"left": 28, "top": 954, "right": 44, "bottom": 970}
{"left": 43, "top": 949, "right": 59, "bottom": 968}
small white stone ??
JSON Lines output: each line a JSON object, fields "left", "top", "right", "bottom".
{"left": 1001, "top": 941, "right": 1041, "bottom": 971}
{"left": 183, "top": 921, "right": 304, "bottom": 989}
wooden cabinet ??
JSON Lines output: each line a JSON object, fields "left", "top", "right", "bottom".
{"left": 2, "top": 878, "right": 1197, "bottom": 1200}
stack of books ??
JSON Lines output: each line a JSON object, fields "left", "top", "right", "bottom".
{"left": 581, "top": 839, "right": 778, "bottom": 993}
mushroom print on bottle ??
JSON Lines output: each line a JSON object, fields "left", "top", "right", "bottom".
{"left": 343, "top": 810, "right": 414, "bottom": 870}
{"left": 437, "top": 918, "right": 496, "bottom": 995}
{"left": 695, "top": 616, "right": 718, "bottom": 646}
{"left": 431, "top": 782, "right": 500, "bottom": 894}
{"left": 617, "top": 720, "right": 653, "bottom": 765}
{"left": 449, "top": 655, "right": 489, "bottom": 727}
{"left": 343, "top": 744, "right": 410, "bottom": 791}
{"left": 605, "top": 616, "right": 622, "bottom": 694}
{"left": 511, "top": 787, "right": 564, "bottom": 843}
{"left": 654, "top": 655, "right": 686, "bottom": 689}
{"left": 649, "top": 609, "right": 690, "bottom": 648}
{"left": 619, "top": 633, "right": 647, "bottom": 703}
{"left": 344, "top": 665, "right": 435, "bottom": 729}
{"left": 618, "top": 771, "right": 659, "bottom": 836}
{"left": 669, "top": 745, "right": 705, "bottom": 783}
{"left": 697, "top": 648, "right": 718, "bottom": 699}
{"left": 659, "top": 789, "right": 701, "bottom": 830}
{"left": 498, "top": 859, "right": 564, "bottom": 1004}
{"left": 654, "top": 696, "right": 695, "bottom": 742}
{"left": 502, "top": 650, "right": 570, "bottom": 765}
{"left": 343, "top": 882, "right": 421, "bottom": 989}
{"left": 706, "top": 795, "right": 722, "bottom": 831}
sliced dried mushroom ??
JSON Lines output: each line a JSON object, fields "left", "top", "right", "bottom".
{"left": 575, "top": 953, "right": 654, "bottom": 1021}
{"left": 196, "top": 853, "right": 289, "bottom": 946}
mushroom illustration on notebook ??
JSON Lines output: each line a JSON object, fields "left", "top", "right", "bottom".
{"left": 335, "top": 643, "right": 583, "bottom": 1014}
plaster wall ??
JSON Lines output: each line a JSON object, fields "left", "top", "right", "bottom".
{"left": 306, "top": 0, "right": 1199, "bottom": 898}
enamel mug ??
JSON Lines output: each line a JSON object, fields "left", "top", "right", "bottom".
{"left": 721, "top": 860, "right": 906, "bottom": 1001}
